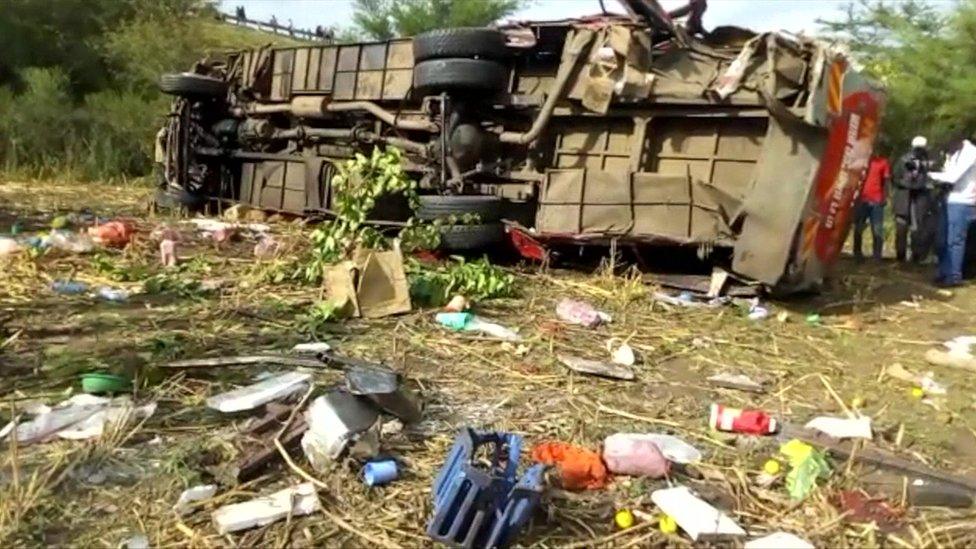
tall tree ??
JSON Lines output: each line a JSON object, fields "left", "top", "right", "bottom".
{"left": 351, "top": 0, "right": 523, "bottom": 40}
{"left": 817, "top": 0, "right": 976, "bottom": 152}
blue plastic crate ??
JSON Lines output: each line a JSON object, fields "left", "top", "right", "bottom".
{"left": 427, "top": 429, "right": 547, "bottom": 548}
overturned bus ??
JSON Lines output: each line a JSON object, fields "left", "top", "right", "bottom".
{"left": 155, "top": 0, "right": 883, "bottom": 292}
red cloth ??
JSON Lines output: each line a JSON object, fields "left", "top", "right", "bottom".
{"left": 861, "top": 156, "right": 891, "bottom": 204}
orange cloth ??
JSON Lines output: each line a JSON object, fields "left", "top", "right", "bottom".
{"left": 531, "top": 441, "right": 608, "bottom": 490}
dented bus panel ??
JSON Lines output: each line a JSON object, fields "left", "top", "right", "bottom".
{"left": 155, "top": 0, "right": 883, "bottom": 293}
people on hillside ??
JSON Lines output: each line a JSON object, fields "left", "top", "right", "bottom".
{"left": 931, "top": 133, "right": 976, "bottom": 287}
{"left": 853, "top": 154, "right": 891, "bottom": 261}
{"left": 893, "top": 136, "right": 937, "bottom": 263}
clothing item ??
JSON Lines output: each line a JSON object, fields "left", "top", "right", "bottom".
{"left": 937, "top": 202, "right": 976, "bottom": 284}
{"left": 861, "top": 156, "right": 890, "bottom": 204}
{"left": 894, "top": 189, "right": 938, "bottom": 262}
{"left": 853, "top": 202, "right": 885, "bottom": 260}
{"left": 931, "top": 140, "right": 976, "bottom": 205}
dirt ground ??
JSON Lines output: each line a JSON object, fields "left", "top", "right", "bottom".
{"left": 2, "top": 179, "right": 976, "bottom": 547}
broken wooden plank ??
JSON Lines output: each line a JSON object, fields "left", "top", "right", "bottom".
{"left": 233, "top": 417, "right": 308, "bottom": 482}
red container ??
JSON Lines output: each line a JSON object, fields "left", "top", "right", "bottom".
{"left": 710, "top": 403, "right": 778, "bottom": 435}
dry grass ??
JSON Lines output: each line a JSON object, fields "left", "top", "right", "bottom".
{"left": 2, "top": 179, "right": 976, "bottom": 547}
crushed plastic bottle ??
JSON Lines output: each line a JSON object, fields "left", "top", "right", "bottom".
{"left": 47, "top": 231, "right": 95, "bottom": 253}
{"left": 95, "top": 287, "right": 129, "bottom": 302}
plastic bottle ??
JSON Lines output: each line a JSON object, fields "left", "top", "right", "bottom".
{"left": 51, "top": 280, "right": 89, "bottom": 295}
{"left": 47, "top": 231, "right": 95, "bottom": 253}
{"left": 710, "top": 403, "right": 778, "bottom": 434}
{"left": 95, "top": 286, "right": 129, "bottom": 302}
{"left": 602, "top": 433, "right": 671, "bottom": 478}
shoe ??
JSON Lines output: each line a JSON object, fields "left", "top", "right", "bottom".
{"left": 935, "top": 278, "right": 962, "bottom": 288}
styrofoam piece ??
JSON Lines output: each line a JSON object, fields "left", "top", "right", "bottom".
{"left": 291, "top": 342, "right": 331, "bottom": 354}
{"left": 212, "top": 483, "right": 319, "bottom": 534}
{"left": 651, "top": 486, "right": 745, "bottom": 541}
{"left": 804, "top": 416, "right": 872, "bottom": 439}
{"left": 174, "top": 484, "right": 218, "bottom": 516}
{"left": 744, "top": 532, "right": 815, "bottom": 549}
{"left": 206, "top": 372, "right": 311, "bottom": 413}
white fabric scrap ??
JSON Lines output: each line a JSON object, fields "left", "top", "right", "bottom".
{"left": 745, "top": 532, "right": 815, "bottom": 549}
{"left": 804, "top": 416, "right": 872, "bottom": 439}
{"left": 651, "top": 486, "right": 745, "bottom": 541}
{"left": 212, "top": 483, "right": 319, "bottom": 534}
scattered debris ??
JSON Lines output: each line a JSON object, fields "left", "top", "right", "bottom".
{"left": 51, "top": 280, "right": 89, "bottom": 295}
{"left": 174, "top": 484, "right": 218, "bottom": 516}
{"left": 608, "top": 433, "right": 701, "bottom": 464}
{"left": 80, "top": 372, "right": 131, "bottom": 394}
{"left": 710, "top": 403, "right": 778, "bottom": 434}
{"left": 344, "top": 363, "right": 422, "bottom": 423}
{"left": 607, "top": 338, "right": 636, "bottom": 366}
{"left": 556, "top": 298, "right": 611, "bottom": 328}
{"left": 435, "top": 312, "right": 520, "bottom": 341}
{"left": 444, "top": 294, "right": 470, "bottom": 312}
{"left": 7, "top": 394, "right": 155, "bottom": 444}
{"left": 531, "top": 441, "right": 607, "bottom": 490}
{"left": 744, "top": 532, "right": 814, "bottom": 549}
{"left": 804, "top": 416, "right": 872, "bottom": 439}
{"left": 253, "top": 235, "right": 280, "bottom": 258}
{"left": 747, "top": 299, "right": 769, "bottom": 320}
{"left": 427, "top": 429, "right": 545, "bottom": 547}
{"left": 0, "top": 236, "right": 23, "bottom": 256}
{"left": 89, "top": 220, "right": 134, "bottom": 247}
{"left": 926, "top": 336, "right": 976, "bottom": 371}
{"left": 159, "top": 238, "right": 177, "bottom": 267}
{"left": 232, "top": 404, "right": 308, "bottom": 482}
{"left": 95, "top": 286, "right": 130, "bottom": 302}
{"left": 363, "top": 459, "right": 398, "bottom": 486}
{"left": 301, "top": 391, "right": 378, "bottom": 470}
{"left": 707, "top": 373, "right": 765, "bottom": 393}
{"left": 833, "top": 490, "right": 904, "bottom": 533}
{"left": 206, "top": 371, "right": 311, "bottom": 413}
{"left": 557, "top": 354, "right": 635, "bottom": 380}
{"left": 163, "top": 355, "right": 326, "bottom": 369}
{"left": 292, "top": 342, "right": 332, "bottom": 354}
{"left": 614, "top": 509, "right": 634, "bottom": 529}
{"left": 650, "top": 486, "right": 746, "bottom": 541}
{"left": 212, "top": 483, "right": 320, "bottom": 535}
{"left": 48, "top": 231, "right": 95, "bottom": 253}
{"left": 780, "top": 439, "right": 831, "bottom": 501}
{"left": 602, "top": 433, "right": 670, "bottom": 477}
{"left": 124, "top": 533, "right": 150, "bottom": 549}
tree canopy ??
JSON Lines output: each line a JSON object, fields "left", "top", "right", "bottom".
{"left": 351, "top": 0, "right": 523, "bottom": 41}
{"left": 819, "top": 0, "right": 976, "bottom": 153}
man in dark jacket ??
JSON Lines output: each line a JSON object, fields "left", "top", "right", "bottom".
{"left": 893, "top": 136, "right": 937, "bottom": 262}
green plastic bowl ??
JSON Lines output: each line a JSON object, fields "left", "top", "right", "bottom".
{"left": 81, "top": 372, "right": 131, "bottom": 394}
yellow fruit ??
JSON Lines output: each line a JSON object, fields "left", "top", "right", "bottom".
{"left": 659, "top": 514, "right": 678, "bottom": 534}
{"left": 615, "top": 509, "right": 634, "bottom": 529}
{"left": 851, "top": 396, "right": 865, "bottom": 408}
{"left": 763, "top": 459, "right": 781, "bottom": 475}
{"left": 911, "top": 387, "right": 925, "bottom": 399}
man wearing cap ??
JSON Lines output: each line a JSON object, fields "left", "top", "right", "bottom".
{"left": 893, "top": 136, "right": 936, "bottom": 262}
{"left": 931, "top": 134, "right": 976, "bottom": 286}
